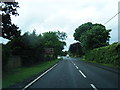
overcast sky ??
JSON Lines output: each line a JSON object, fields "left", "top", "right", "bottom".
{"left": 1, "top": 0, "right": 119, "bottom": 50}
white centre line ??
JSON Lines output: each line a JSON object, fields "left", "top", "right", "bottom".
{"left": 90, "top": 84, "right": 98, "bottom": 90}
{"left": 79, "top": 70, "right": 86, "bottom": 78}
{"left": 70, "top": 61, "right": 76, "bottom": 66}
{"left": 75, "top": 66, "right": 79, "bottom": 69}
{"left": 22, "top": 64, "right": 57, "bottom": 90}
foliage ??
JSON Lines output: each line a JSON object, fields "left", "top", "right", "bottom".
{"left": 56, "top": 31, "right": 67, "bottom": 40}
{"left": 73, "top": 22, "right": 111, "bottom": 52}
{"left": 5, "top": 30, "right": 67, "bottom": 66}
{"left": 61, "top": 51, "right": 68, "bottom": 56}
{"left": 2, "top": 44, "right": 11, "bottom": 71}
{"left": 85, "top": 42, "right": 120, "bottom": 67}
{"left": 42, "top": 31, "right": 67, "bottom": 58}
{"left": 1, "top": 2, "right": 21, "bottom": 40}
{"left": 73, "top": 22, "right": 93, "bottom": 41}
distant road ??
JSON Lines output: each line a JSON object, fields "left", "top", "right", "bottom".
{"left": 27, "top": 57, "right": 119, "bottom": 89}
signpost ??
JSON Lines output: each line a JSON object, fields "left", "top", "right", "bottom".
{"left": 44, "top": 48, "right": 54, "bottom": 55}
{"left": 44, "top": 48, "right": 54, "bottom": 61}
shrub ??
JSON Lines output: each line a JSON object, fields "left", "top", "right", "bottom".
{"left": 2, "top": 44, "right": 11, "bottom": 71}
{"left": 85, "top": 42, "right": 120, "bottom": 67}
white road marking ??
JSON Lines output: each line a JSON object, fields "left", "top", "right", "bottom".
{"left": 70, "top": 60, "right": 87, "bottom": 78}
{"left": 79, "top": 70, "right": 86, "bottom": 78}
{"left": 90, "top": 84, "right": 98, "bottom": 90}
{"left": 70, "top": 61, "right": 76, "bottom": 66}
{"left": 71, "top": 61, "right": 75, "bottom": 65}
{"left": 75, "top": 66, "right": 79, "bottom": 69}
{"left": 22, "top": 64, "right": 57, "bottom": 90}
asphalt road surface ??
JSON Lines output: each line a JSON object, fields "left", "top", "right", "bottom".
{"left": 27, "top": 57, "right": 119, "bottom": 89}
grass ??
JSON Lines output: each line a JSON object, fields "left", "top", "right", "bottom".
{"left": 3, "top": 59, "right": 61, "bottom": 88}
{"left": 81, "top": 56, "right": 120, "bottom": 69}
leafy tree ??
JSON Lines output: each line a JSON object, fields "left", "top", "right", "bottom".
{"left": 5, "top": 30, "right": 67, "bottom": 66}
{"left": 42, "top": 31, "right": 67, "bottom": 58}
{"left": 61, "top": 51, "right": 68, "bottom": 56}
{"left": 73, "top": 22, "right": 93, "bottom": 41}
{"left": 73, "top": 22, "right": 111, "bottom": 52}
{"left": 56, "top": 31, "right": 67, "bottom": 40}
{"left": 1, "top": 2, "right": 21, "bottom": 40}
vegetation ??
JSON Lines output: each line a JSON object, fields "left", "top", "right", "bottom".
{"left": 2, "top": 44, "right": 11, "bottom": 71}
{"left": 70, "top": 22, "right": 119, "bottom": 68}
{"left": 73, "top": 22, "right": 111, "bottom": 52}
{"left": 2, "top": 3, "right": 67, "bottom": 85}
{"left": 2, "top": 2, "right": 67, "bottom": 70}
{"left": 1, "top": 2, "right": 21, "bottom": 40}
{"left": 85, "top": 42, "right": 120, "bottom": 68}
{"left": 3, "top": 59, "right": 60, "bottom": 88}
{"left": 2, "top": 1, "right": 119, "bottom": 88}
{"left": 3, "top": 30, "right": 67, "bottom": 70}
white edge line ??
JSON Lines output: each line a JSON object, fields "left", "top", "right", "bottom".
{"left": 22, "top": 64, "right": 57, "bottom": 90}
{"left": 90, "top": 84, "right": 98, "bottom": 90}
{"left": 79, "top": 70, "right": 86, "bottom": 78}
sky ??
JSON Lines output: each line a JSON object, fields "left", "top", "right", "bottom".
{"left": 0, "top": 0, "right": 119, "bottom": 50}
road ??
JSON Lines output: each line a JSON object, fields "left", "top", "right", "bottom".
{"left": 27, "top": 57, "right": 119, "bottom": 89}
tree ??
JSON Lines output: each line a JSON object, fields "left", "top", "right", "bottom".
{"left": 73, "top": 22, "right": 111, "bottom": 52}
{"left": 56, "top": 31, "right": 67, "bottom": 40}
{"left": 1, "top": 2, "right": 21, "bottom": 40}
{"left": 42, "top": 31, "right": 67, "bottom": 58}
{"left": 73, "top": 22, "right": 93, "bottom": 41}
{"left": 5, "top": 30, "right": 67, "bottom": 66}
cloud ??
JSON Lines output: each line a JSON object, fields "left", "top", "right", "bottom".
{"left": 5, "top": 0, "right": 118, "bottom": 50}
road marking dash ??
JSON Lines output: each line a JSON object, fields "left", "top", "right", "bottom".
{"left": 90, "top": 84, "right": 98, "bottom": 90}
{"left": 79, "top": 70, "right": 86, "bottom": 78}
{"left": 22, "top": 64, "right": 57, "bottom": 90}
{"left": 70, "top": 61, "right": 76, "bottom": 66}
{"left": 75, "top": 66, "right": 79, "bottom": 69}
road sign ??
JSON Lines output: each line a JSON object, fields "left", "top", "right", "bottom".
{"left": 44, "top": 48, "right": 54, "bottom": 55}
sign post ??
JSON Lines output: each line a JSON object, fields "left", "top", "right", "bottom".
{"left": 44, "top": 48, "right": 54, "bottom": 61}
{"left": 44, "top": 48, "right": 54, "bottom": 55}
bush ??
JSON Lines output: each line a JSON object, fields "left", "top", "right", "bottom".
{"left": 2, "top": 44, "right": 11, "bottom": 71}
{"left": 85, "top": 42, "right": 120, "bottom": 67}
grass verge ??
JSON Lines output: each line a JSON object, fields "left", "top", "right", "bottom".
{"left": 81, "top": 56, "right": 120, "bottom": 69}
{"left": 3, "top": 59, "right": 60, "bottom": 88}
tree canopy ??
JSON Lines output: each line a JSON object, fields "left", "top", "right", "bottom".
{"left": 73, "top": 22, "right": 93, "bottom": 41}
{"left": 41, "top": 31, "right": 67, "bottom": 57}
{"left": 5, "top": 30, "right": 67, "bottom": 66}
{"left": 1, "top": 2, "right": 21, "bottom": 40}
{"left": 73, "top": 22, "right": 111, "bottom": 51}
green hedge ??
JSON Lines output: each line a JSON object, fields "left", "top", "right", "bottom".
{"left": 2, "top": 44, "right": 11, "bottom": 71}
{"left": 85, "top": 42, "right": 120, "bottom": 67}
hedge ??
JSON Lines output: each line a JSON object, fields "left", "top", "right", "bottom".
{"left": 85, "top": 42, "right": 120, "bottom": 67}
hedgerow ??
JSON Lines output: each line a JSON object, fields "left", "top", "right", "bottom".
{"left": 85, "top": 42, "right": 120, "bottom": 67}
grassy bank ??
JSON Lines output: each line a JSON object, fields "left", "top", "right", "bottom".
{"left": 3, "top": 59, "right": 61, "bottom": 88}
{"left": 81, "top": 56, "right": 120, "bottom": 69}
{"left": 84, "top": 42, "right": 120, "bottom": 68}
